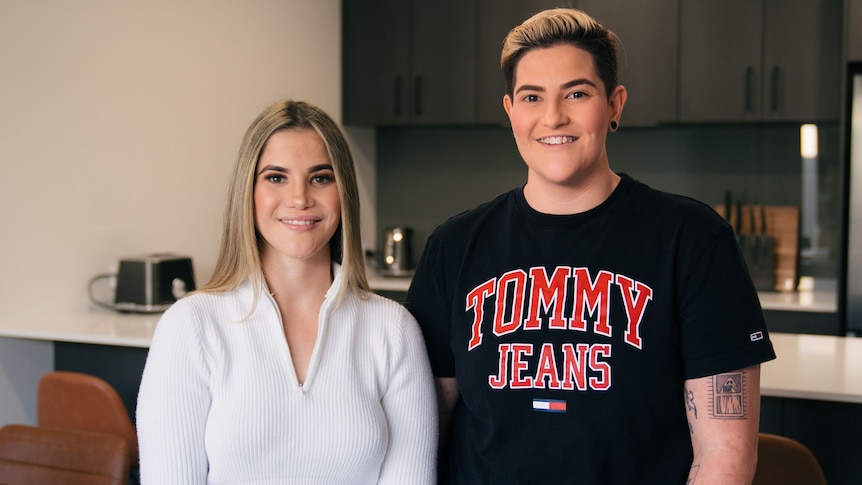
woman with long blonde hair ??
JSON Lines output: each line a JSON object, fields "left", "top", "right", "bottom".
{"left": 137, "top": 99, "right": 437, "bottom": 484}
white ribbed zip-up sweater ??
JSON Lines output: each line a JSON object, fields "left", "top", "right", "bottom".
{"left": 137, "top": 267, "right": 437, "bottom": 484}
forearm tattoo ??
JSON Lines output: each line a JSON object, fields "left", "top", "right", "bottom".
{"left": 708, "top": 371, "right": 747, "bottom": 419}
{"left": 684, "top": 387, "right": 697, "bottom": 419}
{"left": 687, "top": 465, "right": 700, "bottom": 484}
{"left": 684, "top": 370, "right": 748, "bottom": 435}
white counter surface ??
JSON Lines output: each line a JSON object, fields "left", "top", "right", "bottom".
{"left": 757, "top": 290, "right": 837, "bottom": 313}
{"left": 0, "top": 311, "right": 159, "bottom": 348}
{"left": 761, "top": 332, "right": 862, "bottom": 403}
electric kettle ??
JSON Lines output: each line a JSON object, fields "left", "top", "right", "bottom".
{"left": 379, "top": 226, "right": 414, "bottom": 276}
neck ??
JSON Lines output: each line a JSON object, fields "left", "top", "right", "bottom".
{"left": 259, "top": 252, "right": 333, "bottom": 302}
{"left": 523, "top": 169, "right": 620, "bottom": 215}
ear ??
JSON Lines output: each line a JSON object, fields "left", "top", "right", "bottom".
{"left": 503, "top": 94, "right": 514, "bottom": 120}
{"left": 609, "top": 85, "right": 627, "bottom": 122}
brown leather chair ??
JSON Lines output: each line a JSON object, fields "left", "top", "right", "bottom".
{"left": 753, "top": 433, "right": 827, "bottom": 485}
{"left": 37, "top": 371, "right": 138, "bottom": 469}
{"left": 0, "top": 424, "right": 129, "bottom": 485}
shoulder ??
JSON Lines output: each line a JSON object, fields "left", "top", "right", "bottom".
{"left": 422, "top": 189, "right": 518, "bottom": 255}
{"left": 164, "top": 285, "right": 251, "bottom": 321}
{"left": 153, "top": 281, "right": 258, "bottom": 338}
{"left": 431, "top": 189, "right": 516, "bottom": 235}
{"left": 341, "top": 291, "right": 423, "bottom": 341}
{"left": 347, "top": 291, "right": 417, "bottom": 326}
{"left": 620, "top": 175, "right": 730, "bottom": 235}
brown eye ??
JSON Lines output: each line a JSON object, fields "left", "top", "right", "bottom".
{"left": 311, "top": 174, "right": 335, "bottom": 185}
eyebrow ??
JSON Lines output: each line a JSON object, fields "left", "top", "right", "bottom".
{"left": 514, "top": 78, "right": 597, "bottom": 95}
{"left": 256, "top": 163, "right": 334, "bottom": 176}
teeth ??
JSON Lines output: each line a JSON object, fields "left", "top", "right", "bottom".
{"left": 281, "top": 219, "right": 315, "bottom": 225}
{"left": 539, "top": 136, "right": 575, "bottom": 145}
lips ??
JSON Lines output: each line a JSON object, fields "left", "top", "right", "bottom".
{"left": 537, "top": 135, "right": 576, "bottom": 145}
{"left": 280, "top": 219, "right": 316, "bottom": 225}
{"left": 278, "top": 217, "right": 321, "bottom": 228}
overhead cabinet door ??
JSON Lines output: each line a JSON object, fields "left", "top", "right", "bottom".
{"left": 342, "top": 0, "right": 409, "bottom": 125}
{"left": 679, "top": 0, "right": 841, "bottom": 123}
{"left": 761, "top": 0, "right": 841, "bottom": 122}
{"left": 678, "top": 0, "right": 763, "bottom": 122}
{"left": 580, "top": 0, "right": 679, "bottom": 126}
{"left": 342, "top": 0, "right": 476, "bottom": 125}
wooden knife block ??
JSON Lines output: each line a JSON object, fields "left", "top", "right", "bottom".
{"left": 714, "top": 205, "right": 800, "bottom": 292}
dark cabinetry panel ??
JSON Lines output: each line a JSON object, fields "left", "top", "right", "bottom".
{"left": 348, "top": 0, "right": 679, "bottom": 126}
{"left": 346, "top": 1, "right": 842, "bottom": 125}
{"left": 342, "top": 0, "right": 409, "bottom": 125}
{"left": 849, "top": 0, "right": 862, "bottom": 62}
{"left": 679, "top": 0, "right": 841, "bottom": 122}
{"left": 761, "top": 396, "right": 862, "bottom": 485}
{"left": 579, "top": 0, "right": 678, "bottom": 126}
{"left": 342, "top": 0, "right": 476, "bottom": 125}
{"left": 763, "top": 309, "right": 841, "bottom": 335}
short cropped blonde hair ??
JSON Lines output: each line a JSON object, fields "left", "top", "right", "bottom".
{"left": 501, "top": 8, "right": 620, "bottom": 99}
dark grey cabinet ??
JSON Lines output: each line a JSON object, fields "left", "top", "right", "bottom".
{"left": 342, "top": 0, "right": 476, "bottom": 125}
{"left": 345, "top": 1, "right": 842, "bottom": 126}
{"left": 579, "top": 0, "right": 679, "bottom": 126}
{"left": 679, "top": 0, "right": 842, "bottom": 123}
{"left": 849, "top": 0, "right": 862, "bottom": 62}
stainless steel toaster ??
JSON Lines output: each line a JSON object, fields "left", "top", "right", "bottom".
{"left": 114, "top": 254, "right": 195, "bottom": 312}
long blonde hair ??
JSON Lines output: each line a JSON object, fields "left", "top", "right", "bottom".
{"left": 201, "top": 99, "right": 369, "bottom": 306}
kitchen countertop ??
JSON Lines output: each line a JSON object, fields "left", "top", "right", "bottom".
{"left": 0, "top": 311, "right": 159, "bottom": 348}
{"left": 762, "top": 332, "right": 862, "bottom": 403}
{"left": 757, "top": 289, "right": 837, "bottom": 313}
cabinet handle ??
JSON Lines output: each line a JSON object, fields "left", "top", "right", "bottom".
{"left": 394, "top": 76, "right": 402, "bottom": 117}
{"left": 745, "top": 67, "right": 755, "bottom": 113}
{"left": 770, "top": 66, "right": 780, "bottom": 113}
{"left": 414, "top": 76, "right": 422, "bottom": 117}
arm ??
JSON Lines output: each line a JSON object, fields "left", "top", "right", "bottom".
{"left": 377, "top": 313, "right": 439, "bottom": 485}
{"left": 136, "top": 305, "right": 211, "bottom": 483}
{"left": 436, "top": 377, "right": 460, "bottom": 454}
{"left": 684, "top": 365, "right": 761, "bottom": 484}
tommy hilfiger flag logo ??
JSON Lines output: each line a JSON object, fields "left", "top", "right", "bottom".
{"left": 750, "top": 331, "right": 764, "bottom": 342}
{"left": 533, "top": 399, "right": 567, "bottom": 413}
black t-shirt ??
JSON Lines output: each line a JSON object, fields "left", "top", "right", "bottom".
{"left": 405, "top": 174, "right": 776, "bottom": 484}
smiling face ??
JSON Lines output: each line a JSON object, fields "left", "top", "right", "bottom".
{"left": 503, "top": 43, "right": 626, "bottom": 210}
{"left": 253, "top": 128, "right": 341, "bottom": 267}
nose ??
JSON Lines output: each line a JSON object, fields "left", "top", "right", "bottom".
{"left": 287, "top": 182, "right": 311, "bottom": 209}
{"left": 542, "top": 99, "right": 569, "bottom": 128}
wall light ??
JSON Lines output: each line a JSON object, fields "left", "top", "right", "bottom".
{"left": 801, "top": 123, "right": 819, "bottom": 158}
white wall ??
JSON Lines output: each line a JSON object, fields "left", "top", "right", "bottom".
{"left": 0, "top": 0, "right": 376, "bottom": 318}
